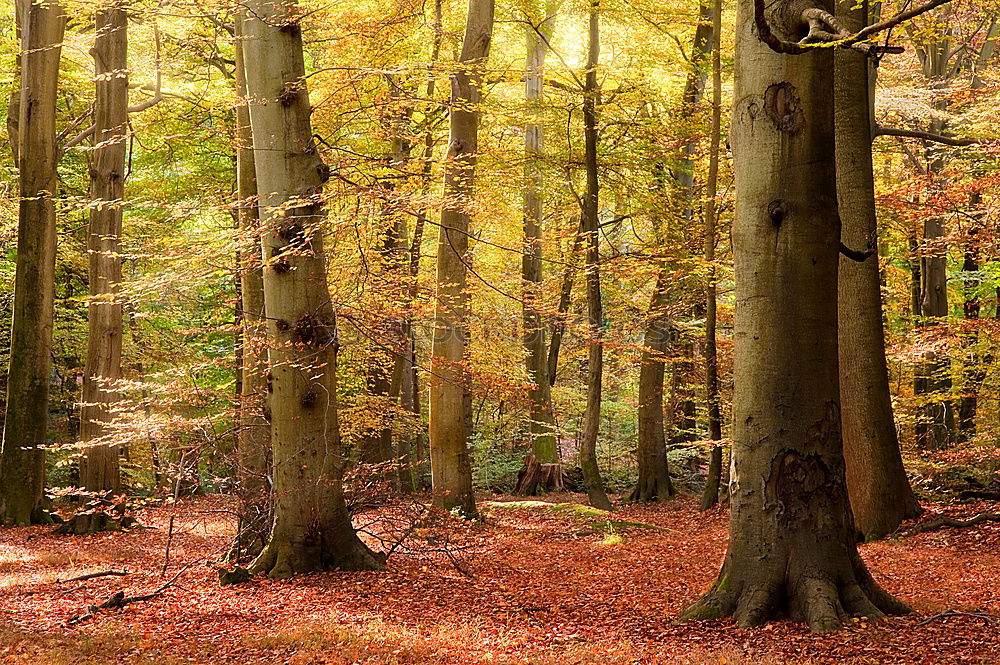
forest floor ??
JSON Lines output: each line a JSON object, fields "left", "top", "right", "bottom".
{"left": 1, "top": 493, "right": 998, "bottom": 665}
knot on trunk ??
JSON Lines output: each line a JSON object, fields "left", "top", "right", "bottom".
{"left": 764, "top": 82, "right": 803, "bottom": 134}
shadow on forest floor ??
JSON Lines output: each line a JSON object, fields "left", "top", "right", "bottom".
{"left": 1, "top": 493, "right": 998, "bottom": 664}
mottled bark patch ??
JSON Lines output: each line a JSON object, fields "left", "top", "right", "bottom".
{"left": 764, "top": 82, "right": 804, "bottom": 134}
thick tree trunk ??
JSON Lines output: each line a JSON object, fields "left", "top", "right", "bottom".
{"left": 428, "top": 0, "right": 494, "bottom": 518}
{"left": 834, "top": 0, "right": 920, "bottom": 541}
{"left": 680, "top": 0, "right": 908, "bottom": 631}
{"left": 79, "top": 3, "right": 127, "bottom": 494}
{"left": 700, "top": 0, "right": 724, "bottom": 510}
{"left": 241, "top": 0, "right": 382, "bottom": 576}
{"left": 231, "top": 9, "right": 271, "bottom": 559}
{"left": 579, "top": 0, "right": 612, "bottom": 512}
{"left": 522, "top": 8, "right": 558, "bottom": 463}
{"left": 0, "top": 0, "right": 66, "bottom": 526}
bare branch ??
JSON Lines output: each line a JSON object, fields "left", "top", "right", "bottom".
{"left": 874, "top": 125, "right": 986, "bottom": 146}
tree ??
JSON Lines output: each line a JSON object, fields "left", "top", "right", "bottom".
{"left": 834, "top": 0, "right": 920, "bottom": 541}
{"left": 521, "top": 3, "right": 559, "bottom": 464}
{"left": 78, "top": 2, "right": 129, "bottom": 494}
{"left": 579, "top": 0, "right": 612, "bottom": 512}
{"left": 698, "top": 0, "right": 725, "bottom": 512}
{"left": 680, "top": 0, "right": 910, "bottom": 630}
{"left": 633, "top": 3, "right": 714, "bottom": 505}
{"left": 241, "top": 0, "right": 382, "bottom": 576}
{"left": 428, "top": 0, "right": 495, "bottom": 517}
{"left": 232, "top": 8, "right": 270, "bottom": 557}
{"left": 0, "top": 0, "right": 67, "bottom": 526}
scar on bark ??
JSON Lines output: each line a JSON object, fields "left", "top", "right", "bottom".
{"left": 764, "top": 82, "right": 803, "bottom": 134}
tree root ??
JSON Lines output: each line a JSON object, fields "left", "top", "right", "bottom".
{"left": 248, "top": 535, "right": 385, "bottom": 579}
{"left": 680, "top": 559, "right": 910, "bottom": 633}
{"left": 901, "top": 511, "right": 1000, "bottom": 538}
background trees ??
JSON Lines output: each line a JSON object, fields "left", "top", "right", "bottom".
{"left": 0, "top": 0, "right": 997, "bottom": 618}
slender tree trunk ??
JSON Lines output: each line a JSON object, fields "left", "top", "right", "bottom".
{"left": 0, "top": 0, "right": 66, "bottom": 526}
{"left": 522, "top": 8, "right": 558, "bottom": 463}
{"left": 231, "top": 9, "right": 271, "bottom": 559}
{"left": 579, "top": 0, "right": 612, "bottom": 511}
{"left": 699, "top": 0, "right": 724, "bottom": 511}
{"left": 834, "top": 0, "right": 920, "bottom": 540}
{"left": 241, "top": 0, "right": 382, "bottom": 576}
{"left": 546, "top": 217, "right": 583, "bottom": 386}
{"left": 680, "top": 0, "right": 907, "bottom": 630}
{"left": 79, "top": 3, "right": 127, "bottom": 494}
{"left": 428, "top": 0, "right": 495, "bottom": 518}
{"left": 957, "top": 214, "right": 985, "bottom": 437}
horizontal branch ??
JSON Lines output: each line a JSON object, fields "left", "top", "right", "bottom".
{"left": 874, "top": 125, "right": 985, "bottom": 147}
{"left": 754, "top": 0, "right": 952, "bottom": 56}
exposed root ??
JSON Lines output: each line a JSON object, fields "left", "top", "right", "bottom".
{"left": 248, "top": 534, "right": 385, "bottom": 579}
{"left": 901, "top": 511, "right": 1000, "bottom": 538}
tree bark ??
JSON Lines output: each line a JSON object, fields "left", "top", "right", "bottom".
{"left": 0, "top": 0, "right": 66, "bottom": 526}
{"left": 579, "top": 0, "right": 612, "bottom": 512}
{"left": 522, "top": 5, "right": 559, "bottom": 464}
{"left": 79, "top": 3, "right": 128, "bottom": 494}
{"left": 680, "top": 0, "right": 908, "bottom": 631}
{"left": 241, "top": 0, "right": 382, "bottom": 575}
{"left": 834, "top": 0, "right": 920, "bottom": 541}
{"left": 231, "top": 9, "right": 271, "bottom": 558}
{"left": 428, "top": 0, "right": 494, "bottom": 518}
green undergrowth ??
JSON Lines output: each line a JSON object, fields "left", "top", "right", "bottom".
{"left": 483, "top": 500, "right": 668, "bottom": 544}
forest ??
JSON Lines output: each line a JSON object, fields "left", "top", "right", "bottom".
{"left": 1, "top": 0, "right": 999, "bottom": 662}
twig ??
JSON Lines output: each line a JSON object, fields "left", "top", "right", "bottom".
{"left": 162, "top": 515, "right": 175, "bottom": 577}
{"left": 56, "top": 570, "right": 129, "bottom": 584}
{"left": 917, "top": 609, "right": 998, "bottom": 626}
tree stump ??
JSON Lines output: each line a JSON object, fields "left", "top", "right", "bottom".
{"left": 516, "top": 455, "right": 566, "bottom": 495}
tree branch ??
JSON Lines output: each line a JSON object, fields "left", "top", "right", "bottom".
{"left": 754, "top": 0, "right": 952, "bottom": 55}
{"left": 874, "top": 125, "right": 986, "bottom": 147}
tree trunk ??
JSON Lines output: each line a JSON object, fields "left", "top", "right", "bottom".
{"left": 834, "top": 0, "right": 920, "bottom": 541}
{"left": 957, "top": 216, "right": 984, "bottom": 437}
{"left": 241, "top": 0, "right": 382, "bottom": 576}
{"left": 680, "top": 0, "right": 908, "bottom": 630}
{"left": 0, "top": 0, "right": 66, "bottom": 526}
{"left": 700, "top": 0, "right": 724, "bottom": 510}
{"left": 631, "top": 269, "right": 674, "bottom": 502}
{"left": 79, "top": 3, "right": 127, "bottom": 494}
{"left": 428, "top": 0, "right": 494, "bottom": 518}
{"left": 231, "top": 9, "right": 271, "bottom": 559}
{"left": 522, "top": 7, "right": 558, "bottom": 463}
{"left": 579, "top": 0, "right": 612, "bottom": 512}
{"left": 546, "top": 217, "right": 583, "bottom": 386}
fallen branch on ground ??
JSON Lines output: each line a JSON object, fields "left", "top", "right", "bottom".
{"left": 56, "top": 570, "right": 129, "bottom": 584}
{"left": 902, "top": 512, "right": 1000, "bottom": 537}
{"left": 917, "top": 609, "right": 998, "bottom": 626}
{"left": 67, "top": 558, "right": 205, "bottom": 626}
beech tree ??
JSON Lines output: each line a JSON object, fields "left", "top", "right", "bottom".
{"left": 680, "top": 0, "right": 922, "bottom": 630}
{"left": 578, "top": 0, "right": 612, "bottom": 512}
{"left": 428, "top": 0, "right": 495, "bottom": 517}
{"left": 78, "top": 3, "right": 129, "bottom": 494}
{"left": 241, "top": 0, "right": 382, "bottom": 575}
{"left": 834, "top": 0, "right": 920, "bottom": 540}
{"left": 232, "top": 8, "right": 270, "bottom": 556}
{"left": 521, "top": 2, "right": 559, "bottom": 464}
{"left": 0, "top": 0, "right": 66, "bottom": 526}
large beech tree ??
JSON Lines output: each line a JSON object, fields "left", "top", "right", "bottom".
{"left": 834, "top": 0, "right": 920, "bottom": 541}
{"left": 241, "top": 0, "right": 382, "bottom": 575}
{"left": 680, "top": 0, "right": 917, "bottom": 631}
{"left": 428, "top": 0, "right": 495, "bottom": 517}
{"left": 0, "top": 0, "right": 67, "bottom": 526}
